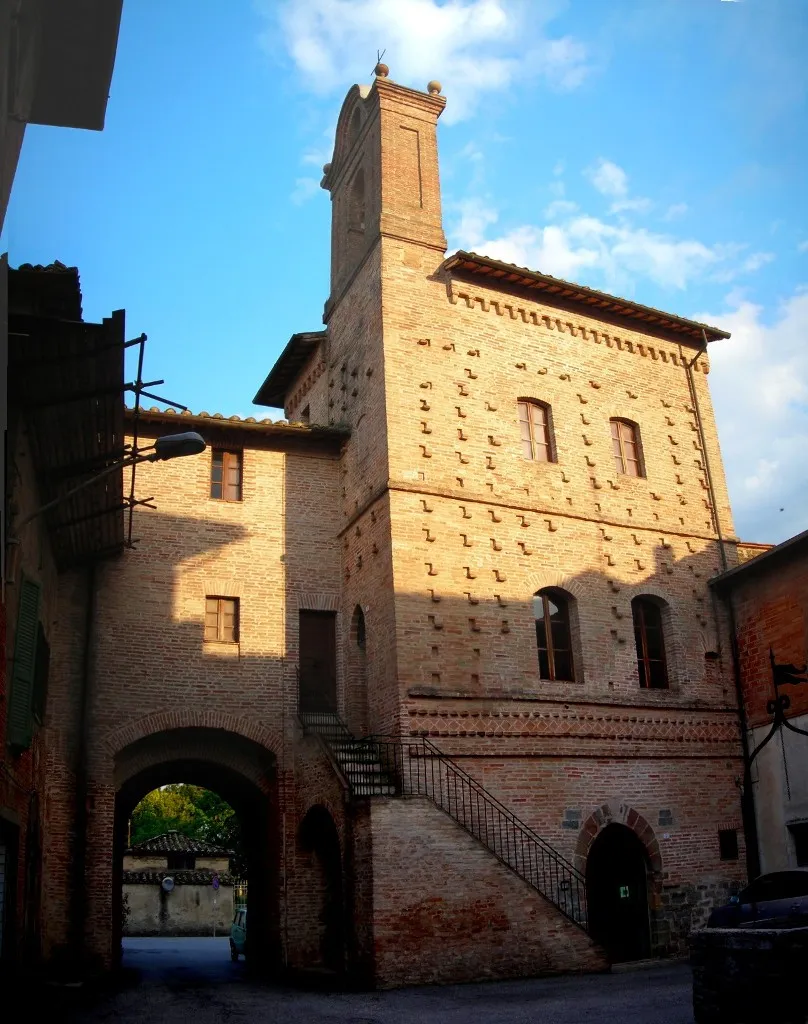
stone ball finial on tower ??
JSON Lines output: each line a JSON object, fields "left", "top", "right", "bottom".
{"left": 374, "top": 62, "right": 389, "bottom": 78}
{"left": 427, "top": 80, "right": 442, "bottom": 96}
{"left": 323, "top": 162, "right": 332, "bottom": 175}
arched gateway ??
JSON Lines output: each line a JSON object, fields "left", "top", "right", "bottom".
{"left": 108, "top": 727, "right": 281, "bottom": 970}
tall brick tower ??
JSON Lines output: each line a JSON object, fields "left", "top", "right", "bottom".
{"left": 257, "top": 64, "right": 747, "bottom": 973}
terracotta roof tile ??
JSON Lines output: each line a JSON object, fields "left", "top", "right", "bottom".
{"left": 443, "top": 250, "right": 730, "bottom": 343}
{"left": 123, "top": 870, "right": 235, "bottom": 886}
{"left": 127, "top": 830, "right": 233, "bottom": 856}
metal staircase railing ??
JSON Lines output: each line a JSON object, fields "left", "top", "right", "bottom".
{"left": 300, "top": 712, "right": 588, "bottom": 932}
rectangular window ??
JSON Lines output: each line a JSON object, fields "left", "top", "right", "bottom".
{"left": 210, "top": 450, "right": 242, "bottom": 501}
{"left": 205, "top": 597, "right": 239, "bottom": 643}
{"left": 789, "top": 823, "right": 808, "bottom": 867}
{"left": 32, "top": 623, "right": 50, "bottom": 725}
{"left": 167, "top": 853, "right": 196, "bottom": 870}
{"left": 611, "top": 419, "right": 643, "bottom": 477}
{"left": 718, "top": 829, "right": 739, "bottom": 861}
{"left": 518, "top": 401, "right": 554, "bottom": 462}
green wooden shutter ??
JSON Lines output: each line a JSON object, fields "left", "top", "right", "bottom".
{"left": 7, "top": 577, "right": 41, "bottom": 753}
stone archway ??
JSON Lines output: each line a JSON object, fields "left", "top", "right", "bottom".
{"left": 575, "top": 801, "right": 663, "bottom": 962}
{"left": 105, "top": 727, "right": 281, "bottom": 974}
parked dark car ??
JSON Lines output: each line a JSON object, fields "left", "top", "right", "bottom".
{"left": 230, "top": 908, "right": 247, "bottom": 961}
{"left": 707, "top": 869, "right": 808, "bottom": 929}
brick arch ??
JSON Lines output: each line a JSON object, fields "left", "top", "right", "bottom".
{"left": 298, "top": 799, "right": 345, "bottom": 857}
{"left": 523, "top": 571, "right": 587, "bottom": 602}
{"left": 621, "top": 583, "right": 675, "bottom": 606}
{"left": 297, "top": 592, "right": 340, "bottom": 612}
{"left": 574, "top": 800, "right": 662, "bottom": 877}
{"left": 102, "top": 708, "right": 282, "bottom": 762}
{"left": 201, "top": 576, "right": 243, "bottom": 597}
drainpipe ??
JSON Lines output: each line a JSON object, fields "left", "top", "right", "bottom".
{"left": 69, "top": 561, "right": 96, "bottom": 969}
{"left": 686, "top": 337, "right": 760, "bottom": 880}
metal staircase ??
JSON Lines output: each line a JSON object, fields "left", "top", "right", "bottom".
{"left": 300, "top": 711, "right": 589, "bottom": 932}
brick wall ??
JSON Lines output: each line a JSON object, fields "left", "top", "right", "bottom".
{"left": 370, "top": 797, "right": 607, "bottom": 987}
{"left": 2, "top": 414, "right": 60, "bottom": 965}
{"left": 727, "top": 548, "right": 808, "bottom": 726}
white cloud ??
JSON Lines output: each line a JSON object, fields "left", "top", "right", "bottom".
{"left": 610, "top": 196, "right": 654, "bottom": 215}
{"left": 290, "top": 177, "right": 320, "bottom": 204}
{"left": 712, "top": 250, "right": 775, "bottom": 283}
{"left": 452, "top": 196, "right": 499, "bottom": 247}
{"left": 451, "top": 201, "right": 738, "bottom": 291}
{"left": 544, "top": 199, "right": 579, "bottom": 219}
{"left": 798, "top": 240, "right": 808, "bottom": 253}
{"left": 585, "top": 158, "right": 652, "bottom": 216}
{"left": 695, "top": 287, "right": 808, "bottom": 542}
{"left": 587, "top": 158, "right": 629, "bottom": 198}
{"left": 663, "top": 202, "right": 688, "bottom": 221}
{"left": 266, "top": 0, "right": 590, "bottom": 123}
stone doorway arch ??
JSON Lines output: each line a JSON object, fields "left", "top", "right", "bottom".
{"left": 575, "top": 802, "right": 662, "bottom": 962}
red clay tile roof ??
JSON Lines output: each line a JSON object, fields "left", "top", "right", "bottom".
{"left": 443, "top": 251, "right": 731, "bottom": 344}
{"left": 123, "top": 870, "right": 235, "bottom": 886}
{"left": 127, "top": 831, "right": 232, "bottom": 856}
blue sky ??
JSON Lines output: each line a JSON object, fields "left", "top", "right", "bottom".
{"left": 4, "top": 0, "right": 807, "bottom": 543}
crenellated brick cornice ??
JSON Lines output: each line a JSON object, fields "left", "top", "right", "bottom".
{"left": 448, "top": 286, "right": 710, "bottom": 373}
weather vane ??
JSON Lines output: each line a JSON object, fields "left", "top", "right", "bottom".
{"left": 373, "top": 49, "right": 387, "bottom": 75}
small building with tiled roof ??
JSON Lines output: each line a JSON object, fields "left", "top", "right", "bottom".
{"left": 122, "top": 832, "right": 235, "bottom": 937}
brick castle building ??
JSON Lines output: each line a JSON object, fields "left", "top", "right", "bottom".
{"left": 6, "top": 67, "right": 755, "bottom": 985}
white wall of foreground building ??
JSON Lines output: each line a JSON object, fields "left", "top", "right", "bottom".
{"left": 750, "top": 712, "right": 808, "bottom": 874}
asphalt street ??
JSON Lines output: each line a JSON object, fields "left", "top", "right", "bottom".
{"left": 61, "top": 937, "right": 696, "bottom": 1023}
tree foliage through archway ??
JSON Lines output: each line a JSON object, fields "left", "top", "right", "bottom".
{"left": 130, "top": 784, "right": 245, "bottom": 874}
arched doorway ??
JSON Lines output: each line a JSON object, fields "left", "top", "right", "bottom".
{"left": 296, "top": 806, "right": 344, "bottom": 974}
{"left": 586, "top": 824, "right": 651, "bottom": 962}
{"left": 112, "top": 728, "right": 281, "bottom": 975}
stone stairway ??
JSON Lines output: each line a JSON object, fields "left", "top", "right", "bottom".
{"left": 300, "top": 710, "right": 590, "bottom": 933}
{"left": 299, "top": 712, "right": 397, "bottom": 796}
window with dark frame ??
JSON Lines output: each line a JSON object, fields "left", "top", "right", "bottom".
{"left": 789, "top": 823, "right": 808, "bottom": 867}
{"left": 632, "top": 598, "right": 669, "bottom": 689}
{"left": 210, "top": 450, "right": 242, "bottom": 501}
{"left": 718, "top": 829, "right": 739, "bottom": 861}
{"left": 32, "top": 623, "right": 50, "bottom": 725}
{"left": 167, "top": 853, "right": 196, "bottom": 870}
{"left": 204, "top": 597, "right": 239, "bottom": 643}
{"left": 518, "top": 400, "right": 555, "bottom": 463}
{"left": 355, "top": 606, "right": 366, "bottom": 650}
{"left": 534, "top": 588, "right": 575, "bottom": 681}
{"left": 610, "top": 418, "right": 644, "bottom": 477}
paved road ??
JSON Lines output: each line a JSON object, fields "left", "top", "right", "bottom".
{"left": 63, "top": 937, "right": 696, "bottom": 1023}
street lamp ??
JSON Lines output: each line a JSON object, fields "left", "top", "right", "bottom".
{"left": 4, "top": 431, "right": 206, "bottom": 583}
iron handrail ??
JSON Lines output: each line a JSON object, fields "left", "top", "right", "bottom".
{"left": 300, "top": 713, "right": 588, "bottom": 931}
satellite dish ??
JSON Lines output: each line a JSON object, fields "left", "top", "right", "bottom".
{"left": 161, "top": 877, "right": 175, "bottom": 892}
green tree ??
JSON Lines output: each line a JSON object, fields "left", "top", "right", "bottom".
{"left": 129, "top": 785, "right": 246, "bottom": 875}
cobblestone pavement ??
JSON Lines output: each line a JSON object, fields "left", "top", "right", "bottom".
{"left": 62, "top": 937, "right": 695, "bottom": 1023}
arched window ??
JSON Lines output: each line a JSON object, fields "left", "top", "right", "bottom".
{"left": 347, "top": 168, "right": 365, "bottom": 235}
{"left": 610, "top": 418, "right": 644, "bottom": 477}
{"left": 632, "top": 597, "right": 668, "bottom": 689}
{"left": 534, "top": 588, "right": 574, "bottom": 681}
{"left": 350, "top": 106, "right": 362, "bottom": 146}
{"left": 353, "top": 605, "right": 366, "bottom": 650}
{"left": 518, "top": 400, "right": 555, "bottom": 462}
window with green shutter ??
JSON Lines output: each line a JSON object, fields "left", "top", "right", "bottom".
{"left": 7, "top": 577, "right": 41, "bottom": 753}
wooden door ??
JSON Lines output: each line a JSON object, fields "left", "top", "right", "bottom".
{"left": 299, "top": 611, "right": 338, "bottom": 713}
